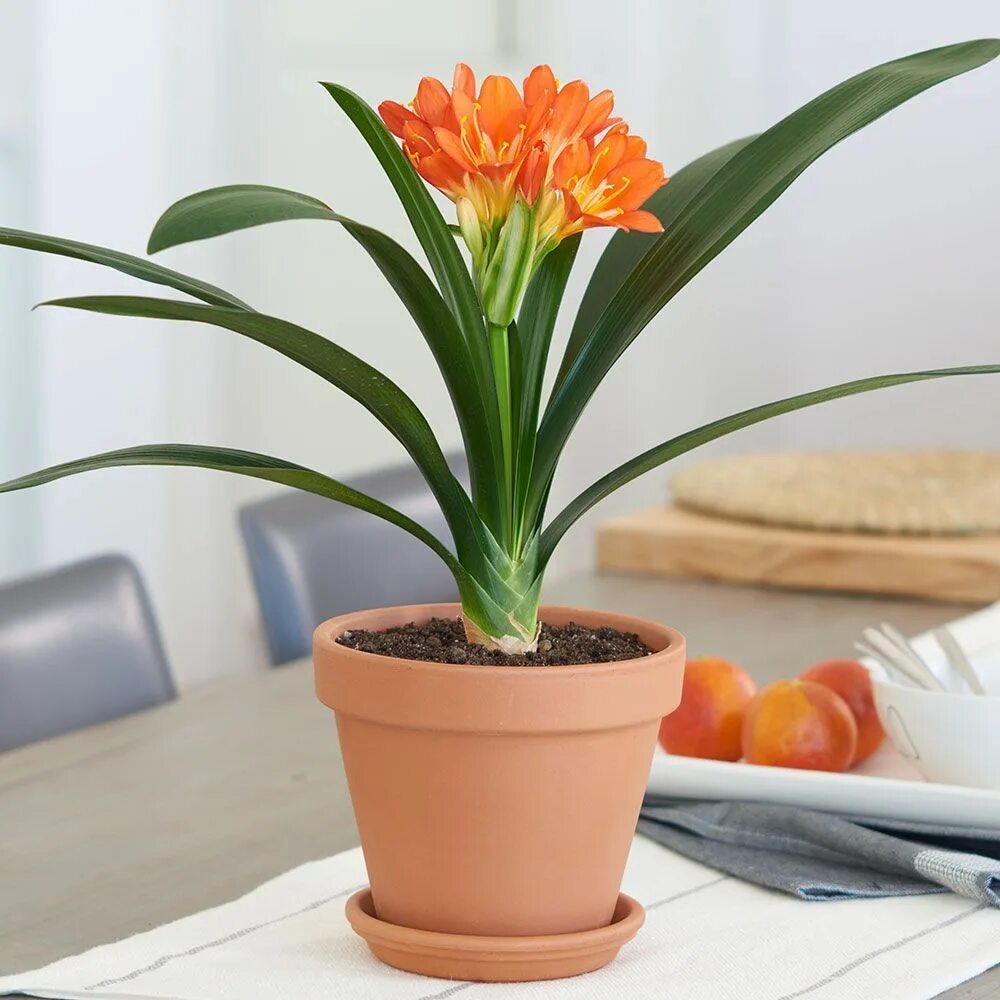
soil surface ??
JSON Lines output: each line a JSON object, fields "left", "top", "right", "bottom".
{"left": 336, "top": 616, "right": 653, "bottom": 666}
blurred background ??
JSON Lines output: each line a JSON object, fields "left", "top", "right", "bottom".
{"left": 0, "top": 0, "right": 997, "bottom": 686}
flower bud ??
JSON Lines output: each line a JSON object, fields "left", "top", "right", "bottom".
{"left": 480, "top": 199, "right": 536, "bottom": 328}
{"left": 456, "top": 197, "right": 485, "bottom": 264}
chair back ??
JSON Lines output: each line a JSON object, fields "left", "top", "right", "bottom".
{"left": 0, "top": 554, "right": 175, "bottom": 752}
{"left": 240, "top": 455, "right": 466, "bottom": 665}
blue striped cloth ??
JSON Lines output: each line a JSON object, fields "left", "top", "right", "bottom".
{"left": 639, "top": 797, "right": 1000, "bottom": 906}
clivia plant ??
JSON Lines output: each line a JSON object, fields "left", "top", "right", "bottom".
{"left": 3, "top": 40, "right": 999, "bottom": 983}
{"left": 1, "top": 41, "right": 998, "bottom": 656}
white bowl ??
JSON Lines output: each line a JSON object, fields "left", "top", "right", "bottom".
{"left": 872, "top": 658, "right": 1000, "bottom": 790}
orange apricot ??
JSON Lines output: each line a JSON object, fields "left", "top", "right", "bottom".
{"left": 658, "top": 657, "right": 757, "bottom": 761}
{"left": 742, "top": 679, "right": 857, "bottom": 772}
{"left": 800, "top": 659, "right": 885, "bottom": 764}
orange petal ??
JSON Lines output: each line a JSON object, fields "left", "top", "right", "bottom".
{"left": 607, "top": 158, "right": 667, "bottom": 210}
{"left": 478, "top": 75, "right": 526, "bottom": 147}
{"left": 548, "top": 80, "right": 590, "bottom": 147}
{"left": 451, "top": 88, "right": 480, "bottom": 142}
{"left": 524, "top": 96, "right": 551, "bottom": 137}
{"left": 516, "top": 146, "right": 548, "bottom": 202}
{"left": 624, "top": 134, "right": 647, "bottom": 160}
{"left": 563, "top": 189, "right": 585, "bottom": 222}
{"left": 415, "top": 77, "right": 452, "bottom": 127}
{"left": 433, "top": 125, "right": 477, "bottom": 171}
{"left": 451, "top": 88, "right": 475, "bottom": 120}
{"left": 589, "top": 131, "right": 629, "bottom": 183}
{"left": 578, "top": 89, "right": 615, "bottom": 139}
{"left": 614, "top": 209, "right": 664, "bottom": 232}
{"left": 379, "top": 100, "right": 415, "bottom": 138}
{"left": 402, "top": 119, "right": 438, "bottom": 155}
{"left": 418, "top": 151, "right": 467, "bottom": 195}
{"left": 574, "top": 211, "right": 610, "bottom": 231}
{"left": 553, "top": 139, "right": 591, "bottom": 188}
{"left": 453, "top": 63, "right": 476, "bottom": 99}
{"left": 479, "top": 162, "right": 516, "bottom": 184}
{"left": 524, "top": 65, "right": 557, "bottom": 108}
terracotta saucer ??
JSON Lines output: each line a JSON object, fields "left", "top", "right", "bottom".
{"left": 345, "top": 889, "right": 645, "bottom": 983}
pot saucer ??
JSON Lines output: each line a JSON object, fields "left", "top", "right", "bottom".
{"left": 345, "top": 889, "right": 644, "bottom": 983}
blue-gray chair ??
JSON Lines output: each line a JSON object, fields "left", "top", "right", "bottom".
{"left": 240, "top": 455, "right": 466, "bottom": 665}
{"left": 0, "top": 554, "right": 175, "bottom": 752}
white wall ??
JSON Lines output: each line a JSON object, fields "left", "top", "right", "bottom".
{"left": 0, "top": 0, "right": 39, "bottom": 570}
{"left": 1, "top": 0, "right": 998, "bottom": 686}
{"left": 530, "top": 0, "right": 1000, "bottom": 557}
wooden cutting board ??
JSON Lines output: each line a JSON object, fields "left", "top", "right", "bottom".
{"left": 597, "top": 505, "right": 1000, "bottom": 604}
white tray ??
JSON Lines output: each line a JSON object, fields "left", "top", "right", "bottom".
{"left": 648, "top": 746, "right": 1000, "bottom": 828}
{"left": 647, "top": 602, "right": 1000, "bottom": 829}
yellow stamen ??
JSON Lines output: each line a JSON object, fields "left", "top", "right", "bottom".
{"left": 412, "top": 132, "right": 436, "bottom": 154}
{"left": 583, "top": 145, "right": 610, "bottom": 186}
{"left": 459, "top": 116, "right": 479, "bottom": 164}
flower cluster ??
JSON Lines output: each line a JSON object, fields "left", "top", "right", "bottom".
{"left": 380, "top": 65, "right": 667, "bottom": 326}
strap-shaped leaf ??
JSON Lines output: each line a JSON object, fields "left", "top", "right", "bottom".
{"left": 147, "top": 183, "right": 504, "bottom": 529}
{"left": 0, "top": 228, "right": 249, "bottom": 309}
{"left": 533, "top": 39, "right": 1000, "bottom": 522}
{"left": 539, "top": 364, "right": 1000, "bottom": 563}
{"left": 0, "top": 443, "right": 466, "bottom": 577}
{"left": 0, "top": 441, "right": 540, "bottom": 643}
{"left": 320, "top": 84, "right": 499, "bottom": 427}
{"left": 512, "top": 236, "right": 579, "bottom": 542}
{"left": 40, "top": 294, "right": 497, "bottom": 574}
{"left": 351, "top": 217, "right": 504, "bottom": 528}
{"left": 319, "top": 85, "right": 485, "bottom": 341}
{"left": 148, "top": 185, "right": 334, "bottom": 253}
{"left": 557, "top": 137, "right": 756, "bottom": 384}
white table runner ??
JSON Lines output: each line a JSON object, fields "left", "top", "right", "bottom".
{"left": 2, "top": 837, "right": 997, "bottom": 1000}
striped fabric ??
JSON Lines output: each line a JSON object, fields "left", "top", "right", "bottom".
{"left": 1, "top": 837, "right": 997, "bottom": 1000}
{"left": 639, "top": 799, "right": 1000, "bottom": 906}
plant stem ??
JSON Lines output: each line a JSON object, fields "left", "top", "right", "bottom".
{"left": 488, "top": 320, "right": 514, "bottom": 547}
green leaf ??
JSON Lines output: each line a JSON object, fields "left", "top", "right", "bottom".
{"left": 40, "top": 294, "right": 497, "bottom": 576}
{"left": 0, "top": 440, "right": 540, "bottom": 645}
{"left": 507, "top": 317, "right": 525, "bottom": 473}
{"left": 533, "top": 39, "right": 1000, "bottom": 524}
{"left": 0, "top": 227, "right": 249, "bottom": 309}
{"left": 346, "top": 219, "right": 504, "bottom": 530}
{"left": 320, "top": 85, "right": 501, "bottom": 457}
{"left": 557, "top": 137, "right": 756, "bottom": 384}
{"left": 539, "top": 364, "right": 1000, "bottom": 563}
{"left": 148, "top": 185, "right": 336, "bottom": 253}
{"left": 0, "top": 443, "right": 467, "bottom": 579}
{"left": 513, "top": 235, "right": 579, "bottom": 542}
{"left": 318, "top": 85, "right": 487, "bottom": 346}
{"left": 146, "top": 183, "right": 504, "bottom": 530}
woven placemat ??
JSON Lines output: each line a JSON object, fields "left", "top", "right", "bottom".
{"left": 670, "top": 450, "right": 1000, "bottom": 535}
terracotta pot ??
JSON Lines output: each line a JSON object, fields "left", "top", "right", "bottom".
{"left": 313, "top": 603, "right": 684, "bottom": 944}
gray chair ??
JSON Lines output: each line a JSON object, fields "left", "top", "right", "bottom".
{"left": 0, "top": 554, "right": 175, "bottom": 752}
{"left": 240, "top": 454, "right": 466, "bottom": 665}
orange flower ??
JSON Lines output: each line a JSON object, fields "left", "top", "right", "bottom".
{"left": 380, "top": 64, "right": 667, "bottom": 325}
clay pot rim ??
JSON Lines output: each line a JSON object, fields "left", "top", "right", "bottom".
{"left": 314, "top": 602, "right": 683, "bottom": 679}
{"left": 314, "top": 602, "right": 686, "bottom": 732}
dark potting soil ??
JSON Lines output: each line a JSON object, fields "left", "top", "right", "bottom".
{"left": 336, "top": 616, "right": 653, "bottom": 666}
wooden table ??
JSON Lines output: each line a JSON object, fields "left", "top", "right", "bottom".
{"left": 1, "top": 571, "right": 996, "bottom": 998}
